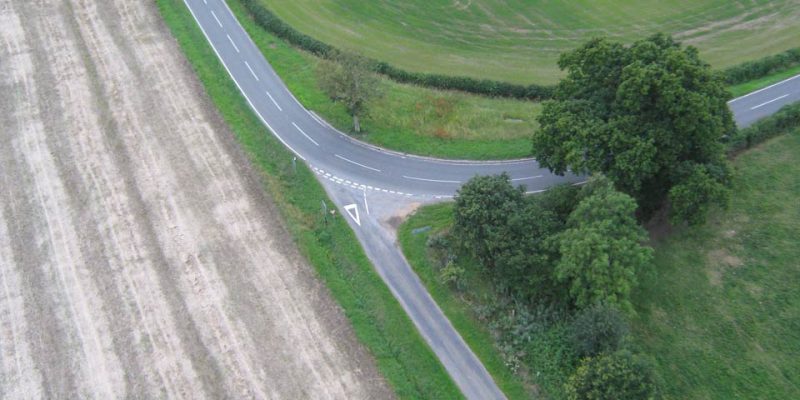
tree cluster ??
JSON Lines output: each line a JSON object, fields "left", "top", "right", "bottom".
{"left": 533, "top": 34, "right": 734, "bottom": 224}
{"left": 452, "top": 174, "right": 651, "bottom": 309}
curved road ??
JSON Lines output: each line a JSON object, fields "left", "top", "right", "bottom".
{"left": 182, "top": 0, "right": 799, "bottom": 398}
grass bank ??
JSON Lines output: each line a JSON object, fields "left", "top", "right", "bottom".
{"left": 156, "top": 0, "right": 462, "bottom": 398}
{"left": 728, "top": 66, "right": 800, "bottom": 98}
{"left": 230, "top": 0, "right": 538, "bottom": 160}
{"left": 398, "top": 130, "right": 800, "bottom": 398}
{"left": 264, "top": 0, "right": 800, "bottom": 85}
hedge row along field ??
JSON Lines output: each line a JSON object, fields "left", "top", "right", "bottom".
{"left": 262, "top": 0, "right": 800, "bottom": 86}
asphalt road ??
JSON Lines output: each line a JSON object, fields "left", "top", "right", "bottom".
{"left": 183, "top": 0, "right": 799, "bottom": 398}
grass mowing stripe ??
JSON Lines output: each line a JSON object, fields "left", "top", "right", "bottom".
{"left": 265, "top": 0, "right": 800, "bottom": 85}
{"left": 155, "top": 0, "right": 463, "bottom": 398}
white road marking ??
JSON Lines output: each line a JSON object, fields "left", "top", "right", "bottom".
{"left": 335, "top": 154, "right": 381, "bottom": 172}
{"left": 511, "top": 175, "right": 543, "bottom": 181}
{"left": 244, "top": 61, "right": 259, "bottom": 81}
{"left": 183, "top": 1, "right": 305, "bottom": 160}
{"left": 202, "top": 0, "right": 207, "bottom": 4}
{"left": 344, "top": 204, "right": 361, "bottom": 226}
{"left": 226, "top": 34, "right": 239, "bottom": 53}
{"left": 750, "top": 94, "right": 789, "bottom": 110}
{"left": 266, "top": 91, "right": 283, "bottom": 111}
{"left": 210, "top": 10, "right": 222, "bottom": 27}
{"left": 291, "top": 122, "right": 318, "bottom": 146}
{"left": 363, "top": 190, "right": 370, "bottom": 215}
{"left": 728, "top": 73, "right": 800, "bottom": 103}
{"left": 402, "top": 175, "right": 461, "bottom": 184}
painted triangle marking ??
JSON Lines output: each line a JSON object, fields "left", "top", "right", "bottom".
{"left": 344, "top": 203, "right": 361, "bottom": 226}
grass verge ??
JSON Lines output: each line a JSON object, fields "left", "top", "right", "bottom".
{"left": 398, "top": 131, "right": 800, "bottom": 398}
{"left": 228, "top": 0, "right": 538, "bottom": 160}
{"left": 156, "top": 0, "right": 462, "bottom": 398}
{"left": 728, "top": 66, "right": 800, "bottom": 98}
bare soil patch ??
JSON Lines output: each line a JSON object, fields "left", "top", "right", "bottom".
{"left": 0, "top": 0, "right": 391, "bottom": 398}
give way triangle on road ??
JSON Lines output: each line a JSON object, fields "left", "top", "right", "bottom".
{"left": 344, "top": 203, "right": 360, "bottom": 226}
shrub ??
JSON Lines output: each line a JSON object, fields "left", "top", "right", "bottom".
{"left": 570, "top": 304, "right": 629, "bottom": 357}
{"left": 566, "top": 351, "right": 660, "bottom": 400}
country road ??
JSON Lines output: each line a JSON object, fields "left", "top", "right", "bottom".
{"left": 0, "top": 0, "right": 392, "bottom": 398}
{"left": 183, "top": 0, "right": 800, "bottom": 398}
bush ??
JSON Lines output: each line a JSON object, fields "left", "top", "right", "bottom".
{"left": 570, "top": 304, "right": 629, "bottom": 357}
{"left": 566, "top": 351, "right": 660, "bottom": 400}
{"left": 722, "top": 47, "right": 800, "bottom": 86}
{"left": 237, "top": 0, "right": 555, "bottom": 100}
{"left": 726, "top": 102, "right": 800, "bottom": 153}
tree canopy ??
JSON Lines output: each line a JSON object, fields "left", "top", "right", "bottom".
{"left": 556, "top": 179, "right": 652, "bottom": 311}
{"left": 566, "top": 350, "right": 661, "bottom": 400}
{"left": 533, "top": 34, "right": 733, "bottom": 223}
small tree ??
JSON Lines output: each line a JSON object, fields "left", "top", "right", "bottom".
{"left": 555, "top": 178, "right": 653, "bottom": 311}
{"left": 452, "top": 173, "right": 524, "bottom": 269}
{"left": 316, "top": 51, "right": 381, "bottom": 133}
{"left": 571, "top": 304, "right": 630, "bottom": 357}
{"left": 566, "top": 351, "right": 660, "bottom": 400}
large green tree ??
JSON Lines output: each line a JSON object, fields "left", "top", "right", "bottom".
{"left": 556, "top": 179, "right": 652, "bottom": 311}
{"left": 533, "top": 34, "right": 733, "bottom": 223}
{"left": 452, "top": 174, "right": 566, "bottom": 299}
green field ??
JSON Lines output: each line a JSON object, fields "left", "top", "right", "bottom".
{"left": 232, "top": 0, "right": 539, "bottom": 160}
{"left": 633, "top": 131, "right": 800, "bottom": 398}
{"left": 399, "top": 130, "right": 800, "bottom": 398}
{"left": 264, "top": 0, "right": 800, "bottom": 84}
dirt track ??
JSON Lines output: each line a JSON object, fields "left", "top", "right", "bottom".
{"left": 0, "top": 0, "right": 392, "bottom": 398}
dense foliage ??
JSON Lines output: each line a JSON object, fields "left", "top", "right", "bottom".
{"left": 534, "top": 34, "right": 734, "bottom": 224}
{"left": 556, "top": 181, "right": 652, "bottom": 310}
{"left": 570, "top": 304, "right": 629, "bottom": 358}
{"left": 566, "top": 351, "right": 660, "bottom": 400}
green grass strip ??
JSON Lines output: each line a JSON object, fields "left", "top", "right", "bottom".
{"left": 399, "top": 204, "right": 531, "bottom": 399}
{"left": 728, "top": 65, "right": 800, "bottom": 98}
{"left": 155, "top": 0, "right": 462, "bottom": 398}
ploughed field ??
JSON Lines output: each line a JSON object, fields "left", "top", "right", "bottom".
{"left": 0, "top": 0, "right": 392, "bottom": 398}
{"left": 265, "top": 0, "right": 800, "bottom": 84}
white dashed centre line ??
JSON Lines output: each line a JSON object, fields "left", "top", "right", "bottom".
{"left": 244, "top": 61, "right": 259, "bottom": 81}
{"left": 750, "top": 94, "right": 789, "bottom": 110}
{"left": 210, "top": 10, "right": 222, "bottom": 27}
{"left": 291, "top": 122, "right": 319, "bottom": 146}
{"left": 226, "top": 34, "right": 239, "bottom": 53}
{"left": 335, "top": 154, "right": 382, "bottom": 172}
{"left": 511, "top": 175, "right": 543, "bottom": 181}
{"left": 402, "top": 175, "right": 461, "bottom": 184}
{"left": 266, "top": 91, "right": 283, "bottom": 111}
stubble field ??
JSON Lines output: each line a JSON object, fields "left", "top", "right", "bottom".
{"left": 0, "top": 0, "right": 392, "bottom": 398}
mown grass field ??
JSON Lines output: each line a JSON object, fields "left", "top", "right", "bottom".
{"left": 231, "top": 0, "right": 539, "bottom": 160}
{"left": 399, "top": 130, "right": 800, "bottom": 398}
{"left": 632, "top": 130, "right": 800, "bottom": 399}
{"left": 264, "top": 0, "right": 800, "bottom": 84}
